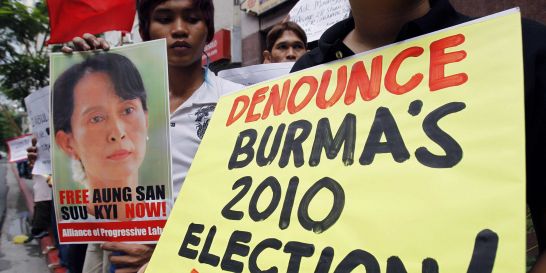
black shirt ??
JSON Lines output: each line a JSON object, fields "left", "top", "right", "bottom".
{"left": 291, "top": 0, "right": 470, "bottom": 72}
{"left": 292, "top": 0, "right": 546, "bottom": 253}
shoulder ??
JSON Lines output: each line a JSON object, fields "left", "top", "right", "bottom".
{"left": 522, "top": 19, "right": 546, "bottom": 55}
{"left": 521, "top": 19, "right": 546, "bottom": 89}
{"left": 209, "top": 72, "right": 245, "bottom": 97}
{"left": 200, "top": 70, "right": 245, "bottom": 101}
{"left": 217, "top": 76, "right": 245, "bottom": 95}
{"left": 291, "top": 48, "right": 325, "bottom": 73}
{"left": 291, "top": 17, "right": 355, "bottom": 73}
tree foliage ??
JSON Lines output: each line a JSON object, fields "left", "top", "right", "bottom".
{"left": 0, "top": 104, "right": 22, "bottom": 151}
{"left": 0, "top": 0, "right": 49, "bottom": 107}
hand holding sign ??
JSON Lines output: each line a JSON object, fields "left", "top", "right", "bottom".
{"left": 27, "top": 137, "right": 37, "bottom": 170}
{"left": 102, "top": 242, "right": 155, "bottom": 272}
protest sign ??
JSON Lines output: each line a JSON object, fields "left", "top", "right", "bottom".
{"left": 50, "top": 39, "right": 172, "bottom": 243}
{"left": 148, "top": 10, "right": 525, "bottom": 272}
{"left": 218, "top": 62, "right": 294, "bottom": 86}
{"left": 289, "top": 0, "right": 351, "bottom": 42}
{"left": 24, "top": 86, "right": 52, "bottom": 175}
{"left": 241, "top": 0, "right": 290, "bottom": 16}
{"left": 6, "top": 134, "right": 33, "bottom": 163}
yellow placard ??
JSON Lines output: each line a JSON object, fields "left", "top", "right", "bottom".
{"left": 148, "top": 10, "right": 525, "bottom": 273}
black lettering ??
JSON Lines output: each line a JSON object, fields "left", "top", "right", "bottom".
{"left": 386, "top": 256, "right": 407, "bottom": 273}
{"left": 256, "top": 125, "right": 286, "bottom": 167}
{"left": 68, "top": 206, "right": 88, "bottom": 220}
{"left": 93, "top": 189, "right": 101, "bottom": 203}
{"left": 111, "top": 204, "right": 117, "bottom": 219}
{"left": 314, "top": 247, "right": 335, "bottom": 273}
{"left": 78, "top": 206, "right": 88, "bottom": 219}
{"left": 221, "top": 230, "right": 252, "bottom": 273}
{"left": 136, "top": 185, "right": 166, "bottom": 201}
{"left": 279, "top": 120, "right": 312, "bottom": 168}
{"left": 298, "top": 177, "right": 345, "bottom": 233}
{"left": 122, "top": 187, "right": 132, "bottom": 201}
{"left": 222, "top": 176, "right": 252, "bottom": 220}
{"left": 309, "top": 114, "right": 356, "bottom": 167}
{"left": 249, "top": 176, "right": 281, "bottom": 222}
{"left": 94, "top": 205, "right": 104, "bottom": 219}
{"left": 249, "top": 238, "right": 282, "bottom": 273}
{"left": 416, "top": 102, "right": 465, "bottom": 168}
{"left": 61, "top": 206, "right": 69, "bottom": 220}
{"left": 359, "top": 107, "right": 410, "bottom": 165}
{"left": 422, "top": 258, "right": 439, "bottom": 273}
{"left": 136, "top": 186, "right": 145, "bottom": 201}
{"left": 333, "top": 249, "right": 380, "bottom": 273}
{"left": 283, "top": 241, "right": 315, "bottom": 273}
{"left": 178, "top": 223, "right": 204, "bottom": 259}
{"left": 199, "top": 226, "right": 220, "bottom": 266}
{"left": 94, "top": 204, "right": 117, "bottom": 219}
{"left": 408, "top": 100, "right": 423, "bottom": 116}
{"left": 279, "top": 177, "right": 299, "bottom": 230}
{"left": 466, "top": 229, "right": 498, "bottom": 273}
{"left": 149, "top": 185, "right": 165, "bottom": 200}
{"left": 229, "top": 129, "right": 257, "bottom": 169}
{"left": 386, "top": 256, "right": 439, "bottom": 273}
{"left": 92, "top": 187, "right": 131, "bottom": 203}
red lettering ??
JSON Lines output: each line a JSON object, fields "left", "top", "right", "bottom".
{"left": 344, "top": 56, "right": 383, "bottom": 105}
{"left": 245, "top": 86, "right": 268, "bottom": 123}
{"left": 125, "top": 203, "right": 135, "bottom": 218}
{"left": 59, "top": 190, "right": 66, "bottom": 205}
{"left": 80, "top": 189, "right": 89, "bottom": 204}
{"left": 385, "top": 46, "right": 424, "bottom": 95}
{"left": 124, "top": 202, "right": 165, "bottom": 218}
{"left": 59, "top": 189, "right": 88, "bottom": 204}
{"left": 66, "top": 190, "right": 74, "bottom": 204}
{"left": 429, "top": 34, "right": 468, "bottom": 91}
{"left": 262, "top": 80, "right": 291, "bottom": 120}
{"left": 316, "top": 66, "right": 347, "bottom": 109}
{"left": 226, "top": 95, "right": 250, "bottom": 126}
{"left": 288, "top": 76, "right": 318, "bottom": 114}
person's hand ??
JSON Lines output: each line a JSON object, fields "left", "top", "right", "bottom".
{"left": 26, "top": 137, "right": 38, "bottom": 170}
{"left": 102, "top": 242, "right": 155, "bottom": 273}
{"left": 61, "top": 33, "right": 110, "bottom": 53}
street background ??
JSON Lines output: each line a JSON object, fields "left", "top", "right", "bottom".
{"left": 0, "top": 157, "right": 48, "bottom": 272}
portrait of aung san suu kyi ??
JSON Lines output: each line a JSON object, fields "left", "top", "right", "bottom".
{"left": 53, "top": 53, "right": 149, "bottom": 202}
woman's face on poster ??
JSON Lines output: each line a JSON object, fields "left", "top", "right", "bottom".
{"left": 57, "top": 71, "right": 148, "bottom": 187}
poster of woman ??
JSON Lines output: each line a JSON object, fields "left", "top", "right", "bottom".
{"left": 50, "top": 39, "right": 172, "bottom": 244}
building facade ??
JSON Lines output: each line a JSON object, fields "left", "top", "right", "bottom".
{"left": 210, "top": 0, "right": 545, "bottom": 71}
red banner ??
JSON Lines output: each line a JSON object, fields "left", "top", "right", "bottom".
{"left": 47, "top": 0, "right": 135, "bottom": 44}
{"left": 58, "top": 220, "right": 166, "bottom": 243}
{"left": 202, "top": 29, "right": 231, "bottom": 64}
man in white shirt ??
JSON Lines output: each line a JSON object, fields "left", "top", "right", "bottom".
{"left": 65, "top": 0, "right": 243, "bottom": 271}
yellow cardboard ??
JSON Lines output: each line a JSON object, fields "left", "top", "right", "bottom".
{"left": 148, "top": 10, "right": 524, "bottom": 273}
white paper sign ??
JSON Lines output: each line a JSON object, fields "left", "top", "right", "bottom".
{"left": 6, "top": 134, "right": 33, "bottom": 163}
{"left": 288, "top": 0, "right": 351, "bottom": 42}
{"left": 218, "top": 62, "right": 293, "bottom": 86}
{"left": 24, "top": 87, "right": 51, "bottom": 175}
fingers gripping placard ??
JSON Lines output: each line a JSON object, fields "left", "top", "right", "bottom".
{"left": 148, "top": 10, "right": 525, "bottom": 273}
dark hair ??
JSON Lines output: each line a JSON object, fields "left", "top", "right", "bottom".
{"left": 265, "top": 21, "right": 307, "bottom": 52}
{"left": 53, "top": 53, "right": 148, "bottom": 134}
{"left": 138, "top": 0, "right": 215, "bottom": 43}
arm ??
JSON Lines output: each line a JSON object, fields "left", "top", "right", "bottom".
{"left": 101, "top": 242, "right": 155, "bottom": 273}
{"left": 531, "top": 253, "right": 546, "bottom": 273}
{"left": 26, "top": 137, "right": 37, "bottom": 170}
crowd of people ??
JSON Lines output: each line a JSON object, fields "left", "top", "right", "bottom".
{"left": 20, "top": 0, "right": 546, "bottom": 272}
